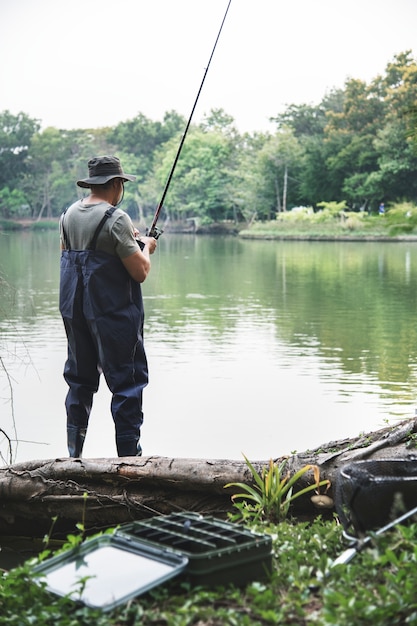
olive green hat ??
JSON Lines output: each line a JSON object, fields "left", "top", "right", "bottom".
{"left": 77, "top": 155, "right": 136, "bottom": 188}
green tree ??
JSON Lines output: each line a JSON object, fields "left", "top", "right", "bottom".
{"left": 272, "top": 92, "right": 344, "bottom": 206}
{"left": 0, "top": 187, "right": 28, "bottom": 219}
{"left": 299, "top": 135, "right": 336, "bottom": 206}
{"left": 4, "top": 49, "right": 417, "bottom": 227}
{"left": 23, "top": 126, "right": 117, "bottom": 219}
{"left": 151, "top": 126, "right": 236, "bottom": 224}
{"left": 238, "top": 130, "right": 304, "bottom": 219}
{"left": 369, "top": 51, "right": 417, "bottom": 204}
{"left": 109, "top": 111, "right": 185, "bottom": 184}
{"left": 272, "top": 100, "right": 330, "bottom": 137}
{"left": 232, "top": 132, "right": 269, "bottom": 224}
{"left": 324, "top": 78, "right": 386, "bottom": 209}
{"left": 0, "top": 110, "right": 40, "bottom": 199}
{"left": 24, "top": 127, "right": 73, "bottom": 219}
{"left": 405, "top": 103, "right": 417, "bottom": 152}
{"left": 200, "top": 108, "right": 239, "bottom": 139}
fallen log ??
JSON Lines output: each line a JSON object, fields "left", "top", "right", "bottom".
{"left": 0, "top": 418, "right": 416, "bottom": 537}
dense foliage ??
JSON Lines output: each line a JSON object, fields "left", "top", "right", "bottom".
{"left": 1, "top": 51, "right": 417, "bottom": 226}
{"left": 3, "top": 518, "right": 417, "bottom": 624}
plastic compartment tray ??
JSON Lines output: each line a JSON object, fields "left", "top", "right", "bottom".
{"left": 120, "top": 512, "right": 273, "bottom": 586}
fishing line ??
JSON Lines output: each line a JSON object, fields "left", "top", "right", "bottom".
{"left": 148, "top": 0, "right": 233, "bottom": 238}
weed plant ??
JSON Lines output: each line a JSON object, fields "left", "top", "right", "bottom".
{"left": 225, "top": 456, "right": 330, "bottom": 523}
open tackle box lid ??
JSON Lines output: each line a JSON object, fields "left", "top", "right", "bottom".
{"left": 33, "top": 531, "right": 188, "bottom": 612}
{"left": 33, "top": 512, "right": 272, "bottom": 611}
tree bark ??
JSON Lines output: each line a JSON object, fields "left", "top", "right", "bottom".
{"left": 0, "top": 418, "right": 416, "bottom": 537}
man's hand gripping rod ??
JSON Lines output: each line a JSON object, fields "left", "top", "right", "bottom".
{"left": 146, "top": 0, "right": 232, "bottom": 239}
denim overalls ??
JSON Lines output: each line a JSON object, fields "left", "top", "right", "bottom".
{"left": 60, "top": 207, "right": 147, "bottom": 456}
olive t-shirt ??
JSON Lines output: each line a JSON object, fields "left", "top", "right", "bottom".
{"left": 60, "top": 200, "right": 139, "bottom": 259}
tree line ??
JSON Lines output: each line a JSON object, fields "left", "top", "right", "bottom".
{"left": 1, "top": 51, "right": 416, "bottom": 227}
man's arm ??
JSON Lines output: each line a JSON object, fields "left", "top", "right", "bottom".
{"left": 121, "top": 237, "right": 157, "bottom": 283}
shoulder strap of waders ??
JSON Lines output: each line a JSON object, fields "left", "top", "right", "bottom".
{"left": 60, "top": 208, "right": 71, "bottom": 251}
{"left": 87, "top": 205, "right": 117, "bottom": 251}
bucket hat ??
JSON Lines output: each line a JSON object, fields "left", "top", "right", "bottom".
{"left": 77, "top": 155, "right": 136, "bottom": 188}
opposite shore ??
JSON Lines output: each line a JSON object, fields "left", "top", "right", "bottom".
{"left": 3, "top": 213, "right": 417, "bottom": 242}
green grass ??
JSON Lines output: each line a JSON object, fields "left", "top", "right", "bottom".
{"left": 0, "top": 218, "right": 58, "bottom": 231}
{"left": 29, "top": 220, "right": 58, "bottom": 231}
{"left": 0, "top": 218, "right": 26, "bottom": 231}
{"left": 239, "top": 204, "right": 417, "bottom": 240}
{"left": 239, "top": 218, "right": 398, "bottom": 240}
{"left": 2, "top": 517, "right": 417, "bottom": 625}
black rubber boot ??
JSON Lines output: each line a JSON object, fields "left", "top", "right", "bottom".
{"left": 116, "top": 437, "right": 142, "bottom": 457}
{"left": 67, "top": 426, "right": 87, "bottom": 458}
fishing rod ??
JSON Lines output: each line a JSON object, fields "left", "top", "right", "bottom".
{"left": 331, "top": 502, "right": 417, "bottom": 568}
{"left": 147, "top": 0, "right": 232, "bottom": 239}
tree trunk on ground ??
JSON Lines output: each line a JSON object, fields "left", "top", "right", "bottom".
{"left": 0, "top": 419, "right": 416, "bottom": 537}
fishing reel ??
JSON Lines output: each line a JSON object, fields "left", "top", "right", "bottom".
{"left": 146, "top": 225, "right": 163, "bottom": 240}
{"left": 135, "top": 225, "right": 163, "bottom": 250}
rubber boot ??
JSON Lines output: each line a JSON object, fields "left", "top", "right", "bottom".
{"left": 116, "top": 437, "right": 142, "bottom": 457}
{"left": 67, "top": 426, "right": 87, "bottom": 458}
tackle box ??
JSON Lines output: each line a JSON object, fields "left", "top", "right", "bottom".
{"left": 33, "top": 512, "right": 273, "bottom": 611}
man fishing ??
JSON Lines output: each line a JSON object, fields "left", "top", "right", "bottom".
{"left": 59, "top": 155, "right": 157, "bottom": 457}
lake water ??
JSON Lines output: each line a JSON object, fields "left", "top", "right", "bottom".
{"left": 1, "top": 230, "right": 417, "bottom": 464}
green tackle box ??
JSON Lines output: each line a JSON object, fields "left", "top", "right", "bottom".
{"left": 33, "top": 512, "right": 272, "bottom": 611}
{"left": 121, "top": 512, "right": 273, "bottom": 586}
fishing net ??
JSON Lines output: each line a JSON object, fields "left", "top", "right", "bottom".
{"left": 334, "top": 458, "right": 417, "bottom": 537}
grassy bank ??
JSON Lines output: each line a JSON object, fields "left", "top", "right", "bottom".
{"left": 239, "top": 203, "right": 417, "bottom": 241}
{"left": 3, "top": 202, "right": 417, "bottom": 241}
{"left": 239, "top": 219, "right": 395, "bottom": 240}
{"left": 0, "top": 218, "right": 58, "bottom": 231}
{"left": 2, "top": 516, "right": 417, "bottom": 624}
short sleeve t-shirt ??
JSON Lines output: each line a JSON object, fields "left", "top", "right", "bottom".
{"left": 60, "top": 200, "right": 139, "bottom": 259}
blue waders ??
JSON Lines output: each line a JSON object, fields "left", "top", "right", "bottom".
{"left": 60, "top": 208, "right": 148, "bottom": 457}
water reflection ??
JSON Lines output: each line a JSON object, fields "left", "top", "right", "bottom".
{"left": 1, "top": 231, "right": 417, "bottom": 463}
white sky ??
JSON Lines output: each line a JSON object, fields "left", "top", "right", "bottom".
{"left": 1, "top": 0, "right": 416, "bottom": 134}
